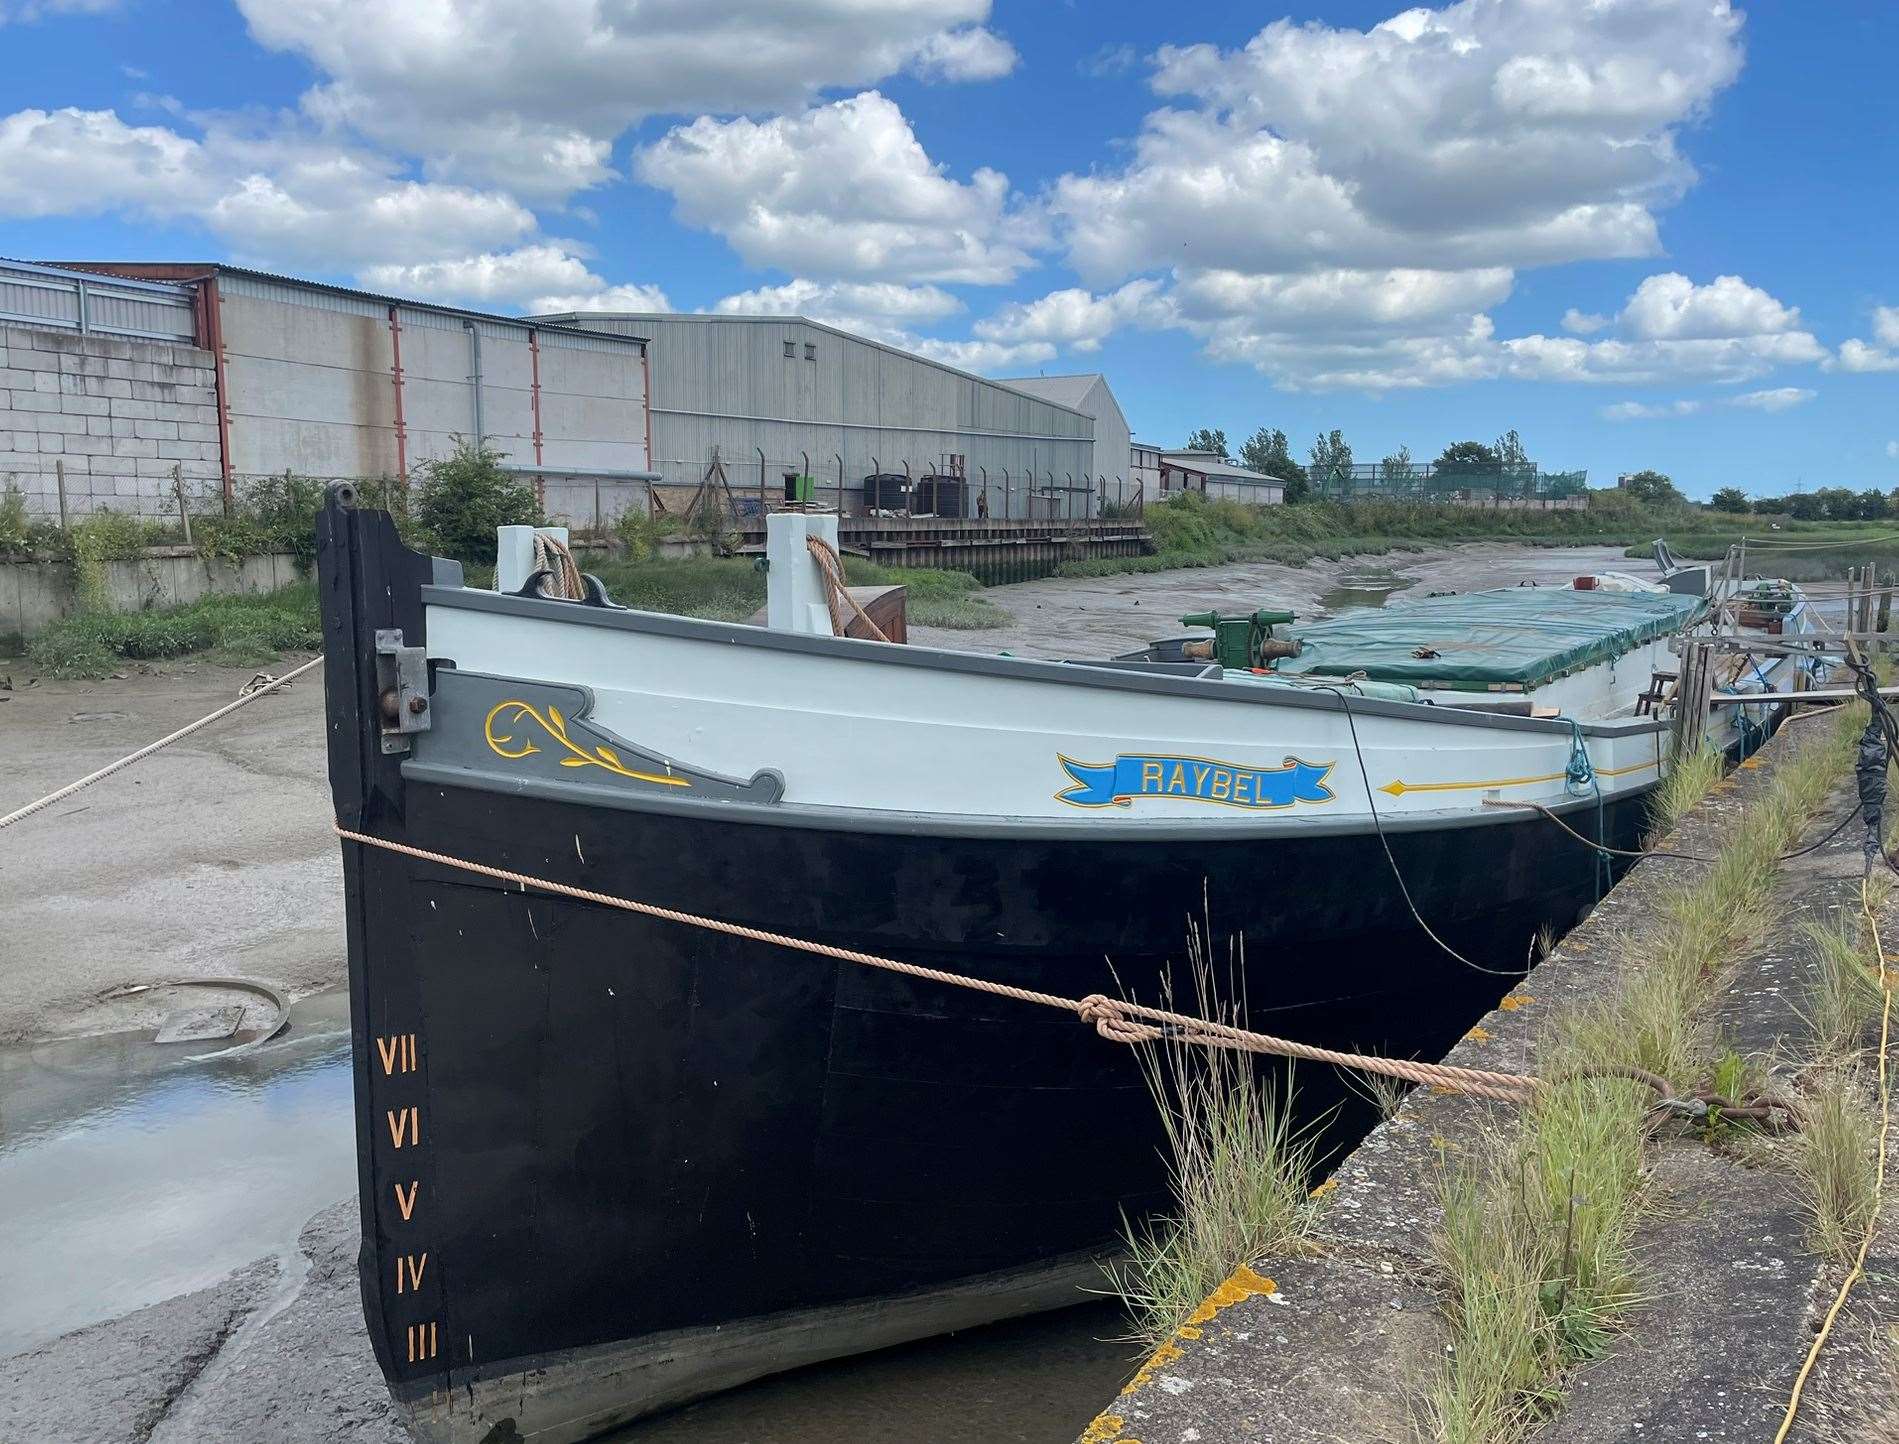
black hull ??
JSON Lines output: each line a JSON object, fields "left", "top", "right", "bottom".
{"left": 316, "top": 497, "right": 1650, "bottom": 1439}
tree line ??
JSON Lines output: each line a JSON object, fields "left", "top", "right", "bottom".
{"left": 1180, "top": 427, "right": 1540, "bottom": 503}
{"left": 1708, "top": 485, "right": 1899, "bottom": 520}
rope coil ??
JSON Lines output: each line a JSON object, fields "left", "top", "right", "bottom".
{"left": 806, "top": 535, "right": 889, "bottom": 642}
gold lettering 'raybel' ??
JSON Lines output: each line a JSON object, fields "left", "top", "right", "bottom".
{"left": 407, "top": 1321, "right": 438, "bottom": 1363}
{"left": 375, "top": 1034, "right": 418, "bottom": 1075}
{"left": 394, "top": 1180, "right": 419, "bottom": 1221}
{"left": 386, "top": 1107, "right": 419, "bottom": 1148}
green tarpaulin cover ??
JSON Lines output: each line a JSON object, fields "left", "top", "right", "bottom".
{"left": 1274, "top": 587, "right": 1705, "bottom": 689}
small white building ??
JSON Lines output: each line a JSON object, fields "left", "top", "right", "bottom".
{"left": 1160, "top": 448, "right": 1284, "bottom": 506}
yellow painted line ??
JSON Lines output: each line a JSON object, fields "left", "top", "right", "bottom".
{"left": 1378, "top": 756, "right": 1660, "bottom": 797}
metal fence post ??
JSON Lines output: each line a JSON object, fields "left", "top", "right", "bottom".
{"left": 757, "top": 446, "right": 767, "bottom": 515}
{"left": 835, "top": 453, "right": 844, "bottom": 518}
{"left": 172, "top": 463, "right": 192, "bottom": 545}
{"left": 55, "top": 458, "right": 69, "bottom": 533}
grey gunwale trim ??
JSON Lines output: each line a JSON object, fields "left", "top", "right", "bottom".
{"left": 422, "top": 586, "right": 1671, "bottom": 743}
{"left": 402, "top": 758, "right": 1656, "bottom": 840}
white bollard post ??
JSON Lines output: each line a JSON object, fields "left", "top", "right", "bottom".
{"left": 766, "top": 512, "right": 840, "bottom": 635}
{"left": 496, "top": 524, "right": 570, "bottom": 593}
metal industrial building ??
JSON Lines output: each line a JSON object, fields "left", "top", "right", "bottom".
{"left": 994, "top": 373, "right": 1133, "bottom": 510}
{"left": 529, "top": 311, "right": 1114, "bottom": 519}
{"left": 3, "top": 259, "right": 655, "bottom": 523}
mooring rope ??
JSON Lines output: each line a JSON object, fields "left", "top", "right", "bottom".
{"left": 332, "top": 823, "right": 1544, "bottom": 1105}
{"left": 806, "top": 534, "right": 890, "bottom": 642}
{"left": 530, "top": 532, "right": 586, "bottom": 601}
{"left": 0, "top": 655, "right": 325, "bottom": 832}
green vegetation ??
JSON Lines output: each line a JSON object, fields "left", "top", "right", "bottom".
{"left": 1109, "top": 934, "right": 1319, "bottom": 1350}
{"left": 1802, "top": 909, "right": 1889, "bottom": 1058}
{"left": 1623, "top": 519, "right": 1899, "bottom": 583}
{"left": 1647, "top": 742, "right": 1724, "bottom": 840}
{"left": 1792, "top": 1063, "right": 1882, "bottom": 1263}
{"left": 1425, "top": 704, "right": 1864, "bottom": 1442}
{"left": 1058, "top": 489, "right": 1682, "bottom": 580}
{"left": 27, "top": 584, "right": 322, "bottom": 678}
{"left": 1429, "top": 1075, "right": 1648, "bottom": 1439}
{"left": 410, "top": 441, "right": 541, "bottom": 564}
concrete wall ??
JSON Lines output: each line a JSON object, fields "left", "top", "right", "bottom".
{"left": 533, "top": 313, "right": 1097, "bottom": 520}
{"left": 0, "top": 324, "right": 221, "bottom": 519}
{"left": 0, "top": 546, "right": 302, "bottom": 646}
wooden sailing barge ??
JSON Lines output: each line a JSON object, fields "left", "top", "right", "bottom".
{"left": 317, "top": 488, "right": 1816, "bottom": 1442}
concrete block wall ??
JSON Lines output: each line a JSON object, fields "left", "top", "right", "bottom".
{"left": 0, "top": 324, "right": 222, "bottom": 519}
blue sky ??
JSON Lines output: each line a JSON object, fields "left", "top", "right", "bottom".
{"left": 1, "top": 0, "right": 1893, "bottom": 498}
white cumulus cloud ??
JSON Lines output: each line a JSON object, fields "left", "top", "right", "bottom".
{"left": 1601, "top": 400, "right": 1703, "bottom": 421}
{"left": 1728, "top": 386, "right": 1816, "bottom": 412}
{"left": 638, "top": 92, "right": 1036, "bottom": 285}
{"left": 530, "top": 282, "right": 673, "bottom": 315}
{"left": 235, "top": 0, "right": 1015, "bottom": 197}
{"left": 1618, "top": 273, "right": 1803, "bottom": 341}
{"left": 0, "top": 107, "right": 536, "bottom": 270}
{"left": 1829, "top": 306, "right": 1899, "bottom": 373}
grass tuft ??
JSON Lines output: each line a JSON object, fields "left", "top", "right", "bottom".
{"left": 1792, "top": 1064, "right": 1882, "bottom": 1262}
{"left": 1647, "top": 743, "right": 1723, "bottom": 840}
{"left": 1802, "top": 910, "right": 1888, "bottom": 1058}
{"left": 1108, "top": 930, "right": 1319, "bottom": 1350}
{"left": 1428, "top": 1073, "right": 1648, "bottom": 1442}
{"left": 25, "top": 584, "right": 321, "bottom": 678}
{"left": 1424, "top": 700, "right": 1866, "bottom": 1441}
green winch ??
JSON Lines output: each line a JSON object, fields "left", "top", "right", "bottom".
{"left": 1179, "top": 609, "right": 1301, "bottom": 670}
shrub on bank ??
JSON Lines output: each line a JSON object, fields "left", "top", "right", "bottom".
{"left": 25, "top": 585, "right": 322, "bottom": 678}
{"left": 411, "top": 441, "right": 541, "bottom": 564}
{"left": 1060, "top": 491, "right": 1716, "bottom": 579}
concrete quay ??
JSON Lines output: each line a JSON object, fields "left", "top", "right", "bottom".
{"left": 1081, "top": 719, "right": 1899, "bottom": 1443}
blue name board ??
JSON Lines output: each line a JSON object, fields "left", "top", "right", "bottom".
{"left": 1056, "top": 754, "right": 1335, "bottom": 810}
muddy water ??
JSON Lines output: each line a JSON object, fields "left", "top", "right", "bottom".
{"left": 0, "top": 990, "right": 1138, "bottom": 1439}
{"left": 0, "top": 991, "right": 355, "bottom": 1355}
{"left": 909, "top": 542, "right": 1637, "bottom": 657}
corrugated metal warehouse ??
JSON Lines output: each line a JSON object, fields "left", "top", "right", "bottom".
{"left": 2, "top": 258, "right": 655, "bottom": 523}
{"left": 994, "top": 373, "right": 1134, "bottom": 510}
{"left": 528, "top": 311, "right": 1115, "bottom": 519}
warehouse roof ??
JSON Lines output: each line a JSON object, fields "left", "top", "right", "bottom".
{"left": 43, "top": 262, "right": 648, "bottom": 346}
{"left": 1162, "top": 449, "right": 1281, "bottom": 485}
{"left": 993, "top": 373, "right": 1101, "bottom": 410}
{"left": 527, "top": 310, "right": 1093, "bottom": 422}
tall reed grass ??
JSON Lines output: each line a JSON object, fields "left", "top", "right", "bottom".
{"left": 1108, "top": 928, "right": 1319, "bottom": 1350}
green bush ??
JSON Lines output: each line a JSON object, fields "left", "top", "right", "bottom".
{"left": 1054, "top": 490, "right": 1698, "bottom": 580}
{"left": 193, "top": 471, "right": 331, "bottom": 571}
{"left": 26, "top": 584, "right": 321, "bottom": 678}
{"left": 0, "top": 484, "right": 28, "bottom": 555}
{"left": 411, "top": 440, "right": 541, "bottom": 563}
{"left": 613, "top": 506, "right": 684, "bottom": 561}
